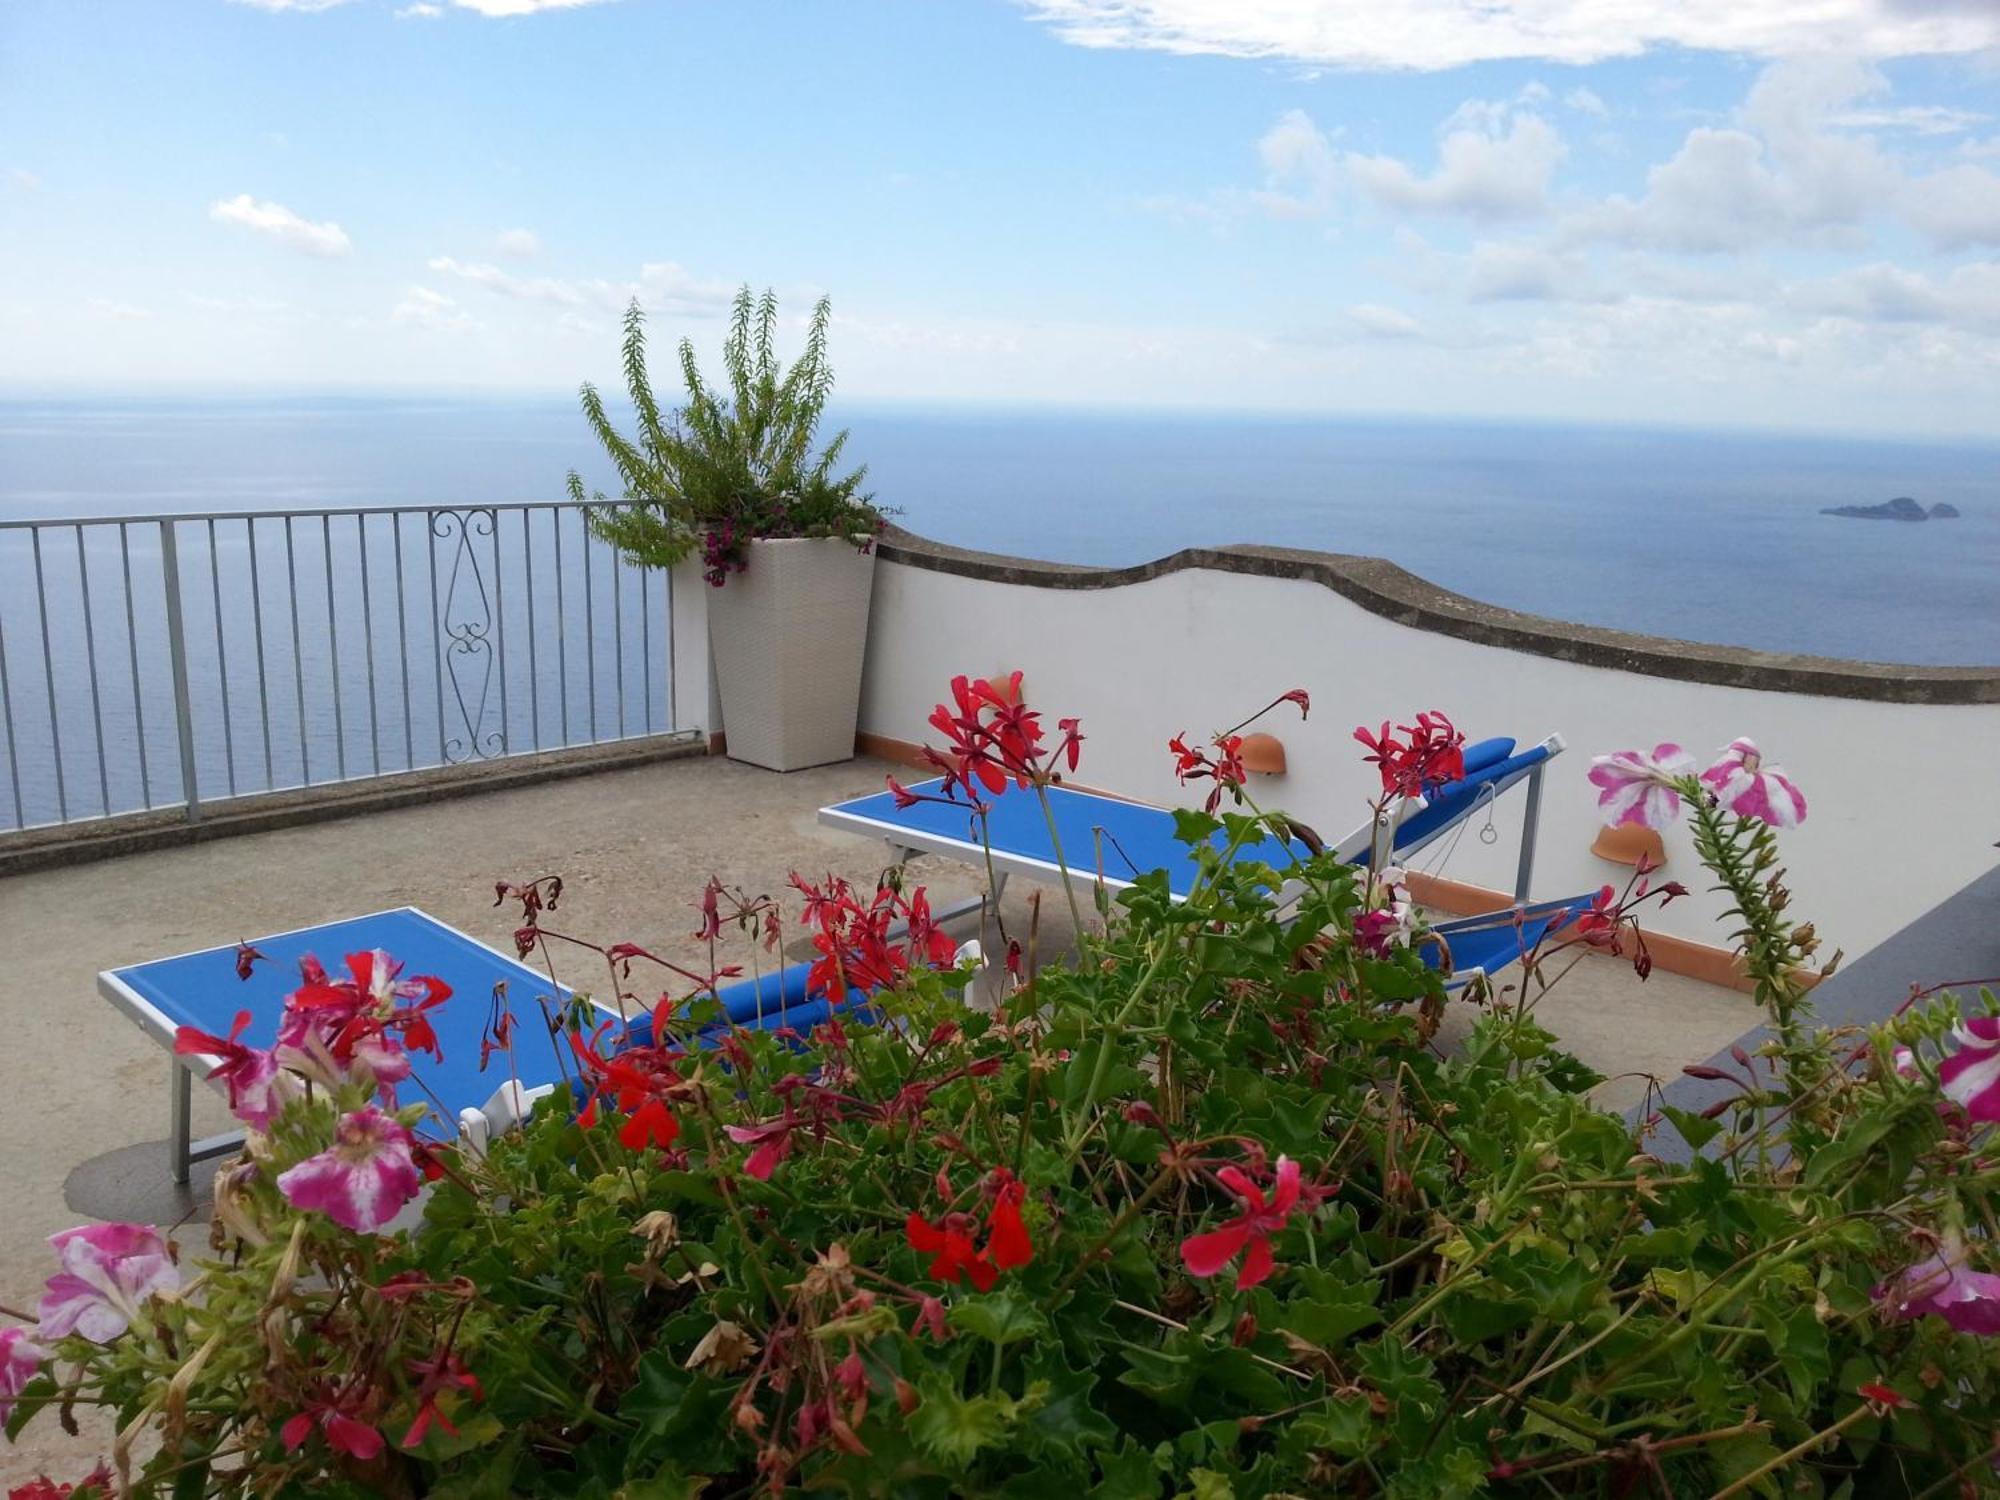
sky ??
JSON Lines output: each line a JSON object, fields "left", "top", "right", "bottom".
{"left": 2, "top": 1, "right": 2000, "bottom": 435}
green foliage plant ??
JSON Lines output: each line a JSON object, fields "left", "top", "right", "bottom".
{"left": 567, "top": 287, "right": 882, "bottom": 586}
{"left": 8, "top": 688, "right": 2000, "bottom": 1498}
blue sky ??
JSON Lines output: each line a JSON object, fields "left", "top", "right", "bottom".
{"left": 2, "top": 0, "right": 1999, "bottom": 434}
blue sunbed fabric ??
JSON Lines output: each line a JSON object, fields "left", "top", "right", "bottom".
{"left": 1425, "top": 895, "right": 1592, "bottom": 984}
{"left": 109, "top": 908, "right": 573, "bottom": 1138}
{"left": 826, "top": 780, "right": 1310, "bottom": 899}
{"left": 630, "top": 888, "right": 1599, "bottom": 1052}
{"left": 617, "top": 964, "right": 842, "bottom": 1050}
{"left": 1384, "top": 740, "right": 1555, "bottom": 855}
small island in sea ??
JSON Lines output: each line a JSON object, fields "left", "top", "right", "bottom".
{"left": 1821, "top": 495, "right": 1961, "bottom": 521}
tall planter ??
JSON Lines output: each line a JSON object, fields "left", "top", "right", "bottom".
{"left": 707, "top": 537, "right": 876, "bottom": 772}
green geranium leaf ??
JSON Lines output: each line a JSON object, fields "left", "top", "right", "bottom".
{"left": 1442, "top": 1286, "right": 1538, "bottom": 1343}
{"left": 951, "top": 1284, "right": 1049, "bottom": 1347}
{"left": 909, "top": 1379, "right": 1046, "bottom": 1468}
{"left": 1662, "top": 1104, "right": 1724, "bottom": 1153}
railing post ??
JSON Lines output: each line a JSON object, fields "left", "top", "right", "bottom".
{"left": 159, "top": 520, "right": 203, "bottom": 824}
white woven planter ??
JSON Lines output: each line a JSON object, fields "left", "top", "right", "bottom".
{"left": 707, "top": 537, "right": 876, "bottom": 772}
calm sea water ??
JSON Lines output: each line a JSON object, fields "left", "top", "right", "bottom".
{"left": 4, "top": 395, "right": 1991, "bottom": 829}
{"left": 5, "top": 395, "right": 1995, "bottom": 666}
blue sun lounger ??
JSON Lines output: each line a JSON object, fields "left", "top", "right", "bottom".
{"left": 100, "top": 906, "right": 888, "bottom": 1183}
{"left": 99, "top": 907, "right": 586, "bottom": 1183}
{"left": 819, "top": 733, "right": 1564, "bottom": 905}
{"left": 816, "top": 731, "right": 1577, "bottom": 991}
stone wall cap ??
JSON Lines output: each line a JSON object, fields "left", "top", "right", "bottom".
{"left": 875, "top": 525, "right": 2000, "bottom": 705}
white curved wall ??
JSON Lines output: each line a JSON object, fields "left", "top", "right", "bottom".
{"left": 856, "top": 557, "right": 2000, "bottom": 960}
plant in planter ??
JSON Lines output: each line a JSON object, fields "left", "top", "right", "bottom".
{"left": 569, "top": 287, "right": 885, "bottom": 771}
{"left": 9, "top": 688, "right": 2000, "bottom": 1497}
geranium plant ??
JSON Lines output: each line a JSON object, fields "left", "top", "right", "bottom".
{"left": 567, "top": 287, "right": 882, "bottom": 586}
{"left": 7, "top": 692, "right": 2000, "bottom": 1497}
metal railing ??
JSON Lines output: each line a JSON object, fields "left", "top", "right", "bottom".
{"left": 0, "top": 504, "right": 688, "bottom": 833}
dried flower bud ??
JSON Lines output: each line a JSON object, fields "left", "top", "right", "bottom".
{"left": 633, "top": 1210, "right": 681, "bottom": 1255}
{"left": 685, "top": 1320, "right": 760, "bottom": 1376}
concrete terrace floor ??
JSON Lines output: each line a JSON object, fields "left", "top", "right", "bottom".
{"left": 0, "top": 753, "right": 1754, "bottom": 1485}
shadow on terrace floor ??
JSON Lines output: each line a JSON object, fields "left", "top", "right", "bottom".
{"left": 0, "top": 751, "right": 1751, "bottom": 1484}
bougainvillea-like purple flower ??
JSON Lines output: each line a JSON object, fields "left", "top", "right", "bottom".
{"left": 1587, "top": 744, "right": 1697, "bottom": 829}
{"left": 1875, "top": 1239, "right": 2000, "bottom": 1336}
{"left": 36, "top": 1223, "right": 182, "bottom": 1343}
{"left": 277, "top": 1106, "right": 423, "bottom": 1233}
{"left": 1701, "top": 738, "right": 1807, "bottom": 828}
{"left": 1, "top": 1325, "right": 48, "bottom": 1425}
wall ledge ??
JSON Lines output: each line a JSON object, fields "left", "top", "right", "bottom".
{"left": 0, "top": 732, "right": 707, "bottom": 880}
{"left": 875, "top": 525, "right": 2000, "bottom": 706}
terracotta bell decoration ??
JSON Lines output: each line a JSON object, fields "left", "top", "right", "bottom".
{"left": 1590, "top": 822, "right": 1666, "bottom": 868}
{"left": 1238, "top": 733, "right": 1287, "bottom": 776}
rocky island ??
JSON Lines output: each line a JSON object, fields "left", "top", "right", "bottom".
{"left": 1821, "top": 496, "right": 1960, "bottom": 521}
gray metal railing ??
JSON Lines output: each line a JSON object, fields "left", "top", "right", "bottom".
{"left": 0, "top": 504, "right": 688, "bottom": 833}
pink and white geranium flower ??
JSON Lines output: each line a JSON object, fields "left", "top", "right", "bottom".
{"left": 1701, "top": 738, "right": 1807, "bottom": 828}
{"left": 1, "top": 1325, "right": 47, "bottom": 1425}
{"left": 1874, "top": 1237, "right": 2000, "bottom": 1336}
{"left": 1587, "top": 744, "right": 1697, "bottom": 829}
{"left": 37, "top": 1223, "right": 182, "bottom": 1343}
{"left": 1937, "top": 1015, "right": 2000, "bottom": 1121}
{"left": 172, "top": 1010, "right": 290, "bottom": 1131}
{"left": 1355, "top": 866, "right": 1415, "bottom": 958}
{"left": 277, "top": 1106, "right": 423, "bottom": 1233}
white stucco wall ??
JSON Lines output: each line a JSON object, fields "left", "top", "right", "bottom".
{"left": 856, "top": 556, "right": 2000, "bottom": 960}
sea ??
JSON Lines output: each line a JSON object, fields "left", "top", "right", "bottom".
{"left": 4, "top": 395, "right": 1995, "bottom": 664}
{"left": 0, "top": 395, "right": 1994, "bottom": 830}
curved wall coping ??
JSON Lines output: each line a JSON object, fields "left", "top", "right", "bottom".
{"left": 876, "top": 525, "right": 2000, "bottom": 706}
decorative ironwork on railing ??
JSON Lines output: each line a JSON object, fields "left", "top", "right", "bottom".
{"left": 0, "top": 503, "right": 687, "bottom": 832}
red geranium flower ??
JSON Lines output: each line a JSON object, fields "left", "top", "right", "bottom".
{"left": 401, "top": 1348, "right": 483, "bottom": 1449}
{"left": 984, "top": 1169, "right": 1033, "bottom": 1270}
{"left": 281, "top": 1388, "right": 384, "bottom": 1463}
{"left": 1180, "top": 1155, "right": 1303, "bottom": 1291}
{"left": 904, "top": 1213, "right": 998, "bottom": 1291}
{"left": 1354, "top": 711, "right": 1466, "bottom": 799}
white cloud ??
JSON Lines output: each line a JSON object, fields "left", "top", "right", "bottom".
{"left": 1902, "top": 162, "right": 2000, "bottom": 248}
{"left": 427, "top": 255, "right": 583, "bottom": 304}
{"left": 1794, "top": 260, "right": 2000, "bottom": 332}
{"left": 1831, "top": 104, "right": 1987, "bottom": 135}
{"left": 447, "top": 0, "right": 611, "bottom": 14}
{"left": 427, "top": 254, "right": 733, "bottom": 313}
{"left": 209, "top": 194, "right": 352, "bottom": 257}
{"left": 392, "top": 286, "right": 477, "bottom": 333}
{"left": 1465, "top": 240, "right": 1606, "bottom": 302}
{"left": 7, "top": 167, "right": 41, "bottom": 190}
{"left": 1253, "top": 108, "right": 1341, "bottom": 215}
{"left": 1564, "top": 87, "right": 1608, "bottom": 118}
{"left": 1345, "top": 303, "right": 1422, "bottom": 338}
{"left": 493, "top": 227, "right": 541, "bottom": 258}
{"left": 1023, "top": 0, "right": 2000, "bottom": 71}
{"left": 1566, "top": 59, "right": 1902, "bottom": 251}
{"left": 1247, "top": 92, "right": 1565, "bottom": 224}
{"left": 84, "top": 297, "right": 151, "bottom": 322}
{"left": 1349, "top": 107, "right": 1565, "bottom": 221}
{"left": 396, "top": 3, "right": 445, "bottom": 16}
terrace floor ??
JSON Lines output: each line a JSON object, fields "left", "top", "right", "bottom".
{"left": 0, "top": 753, "right": 1757, "bottom": 1485}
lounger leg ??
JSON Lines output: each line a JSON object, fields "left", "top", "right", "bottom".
{"left": 1513, "top": 766, "right": 1545, "bottom": 903}
{"left": 168, "top": 1058, "right": 192, "bottom": 1186}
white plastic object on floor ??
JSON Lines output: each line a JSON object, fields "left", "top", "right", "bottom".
{"left": 456, "top": 1080, "right": 558, "bottom": 1157}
